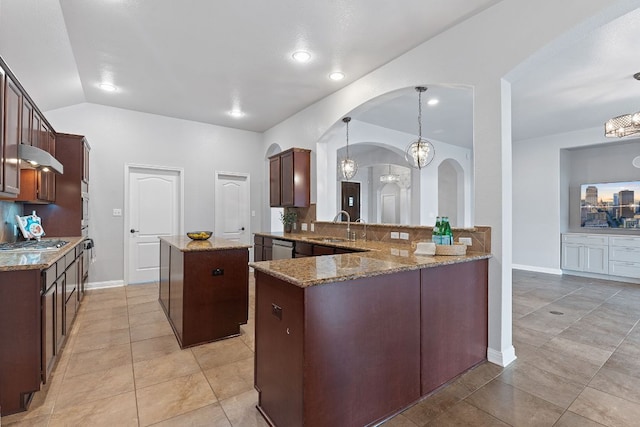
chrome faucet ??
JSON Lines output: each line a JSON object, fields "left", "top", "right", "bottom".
{"left": 333, "top": 210, "right": 351, "bottom": 239}
{"left": 355, "top": 218, "right": 366, "bottom": 241}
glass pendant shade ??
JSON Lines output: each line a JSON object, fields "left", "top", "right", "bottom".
{"left": 340, "top": 116, "right": 358, "bottom": 180}
{"left": 405, "top": 139, "right": 435, "bottom": 169}
{"left": 605, "top": 112, "right": 640, "bottom": 138}
{"left": 406, "top": 86, "right": 436, "bottom": 169}
{"left": 380, "top": 164, "right": 399, "bottom": 183}
{"left": 341, "top": 158, "right": 358, "bottom": 180}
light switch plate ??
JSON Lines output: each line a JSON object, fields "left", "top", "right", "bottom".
{"left": 399, "top": 232, "right": 409, "bottom": 240}
{"left": 301, "top": 223, "right": 308, "bottom": 231}
{"left": 459, "top": 237, "right": 472, "bottom": 245}
{"left": 390, "top": 231, "right": 399, "bottom": 239}
{"left": 310, "top": 223, "right": 315, "bottom": 232}
{"left": 113, "top": 209, "right": 122, "bottom": 217}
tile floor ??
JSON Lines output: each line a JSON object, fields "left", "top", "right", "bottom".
{"left": 1, "top": 270, "right": 640, "bottom": 426}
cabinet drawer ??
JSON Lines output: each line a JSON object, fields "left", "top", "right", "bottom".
{"left": 610, "top": 236, "right": 640, "bottom": 249}
{"left": 43, "top": 265, "right": 56, "bottom": 291}
{"left": 609, "top": 246, "right": 640, "bottom": 263}
{"left": 295, "top": 242, "right": 313, "bottom": 256}
{"left": 562, "top": 234, "right": 608, "bottom": 246}
{"left": 609, "top": 261, "right": 640, "bottom": 279}
{"left": 254, "top": 235, "right": 264, "bottom": 245}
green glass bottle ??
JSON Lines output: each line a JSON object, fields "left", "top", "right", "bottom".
{"left": 433, "top": 217, "right": 441, "bottom": 245}
{"left": 442, "top": 217, "right": 452, "bottom": 245}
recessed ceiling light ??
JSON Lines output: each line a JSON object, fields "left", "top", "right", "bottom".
{"left": 229, "top": 109, "right": 245, "bottom": 118}
{"left": 292, "top": 51, "right": 311, "bottom": 63}
{"left": 99, "top": 82, "right": 117, "bottom": 92}
{"left": 329, "top": 72, "right": 345, "bottom": 81}
{"left": 427, "top": 98, "right": 439, "bottom": 106}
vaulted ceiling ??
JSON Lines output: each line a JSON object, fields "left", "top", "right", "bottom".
{"left": 0, "top": 1, "right": 638, "bottom": 144}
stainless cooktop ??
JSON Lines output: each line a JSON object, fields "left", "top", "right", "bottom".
{"left": 0, "top": 239, "right": 68, "bottom": 252}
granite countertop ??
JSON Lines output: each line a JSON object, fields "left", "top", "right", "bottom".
{"left": 0, "top": 236, "right": 86, "bottom": 272}
{"left": 250, "top": 232, "right": 491, "bottom": 288}
{"left": 161, "top": 235, "right": 252, "bottom": 252}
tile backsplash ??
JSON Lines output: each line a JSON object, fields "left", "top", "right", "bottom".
{"left": 0, "top": 201, "right": 21, "bottom": 243}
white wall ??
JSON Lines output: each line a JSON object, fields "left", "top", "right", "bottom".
{"left": 260, "top": 0, "right": 629, "bottom": 366}
{"left": 513, "top": 127, "right": 640, "bottom": 273}
{"left": 45, "top": 103, "right": 263, "bottom": 285}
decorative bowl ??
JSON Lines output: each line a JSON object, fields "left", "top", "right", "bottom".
{"left": 186, "top": 231, "right": 212, "bottom": 240}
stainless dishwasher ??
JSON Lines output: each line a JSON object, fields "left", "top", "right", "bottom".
{"left": 272, "top": 239, "right": 294, "bottom": 260}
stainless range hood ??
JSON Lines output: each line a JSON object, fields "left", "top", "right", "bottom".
{"left": 19, "top": 144, "right": 64, "bottom": 174}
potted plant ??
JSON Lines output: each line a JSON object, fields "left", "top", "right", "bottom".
{"left": 280, "top": 210, "right": 297, "bottom": 233}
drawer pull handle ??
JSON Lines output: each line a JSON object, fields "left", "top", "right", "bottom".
{"left": 212, "top": 268, "right": 224, "bottom": 276}
{"left": 272, "top": 303, "right": 282, "bottom": 320}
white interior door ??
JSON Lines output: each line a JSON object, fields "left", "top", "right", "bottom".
{"left": 127, "top": 167, "right": 182, "bottom": 284}
{"left": 215, "top": 172, "right": 250, "bottom": 245}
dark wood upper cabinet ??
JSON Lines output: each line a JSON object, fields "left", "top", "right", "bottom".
{"left": 21, "top": 98, "right": 33, "bottom": 145}
{"left": 2, "top": 74, "right": 21, "bottom": 196}
{"left": 269, "top": 147, "right": 310, "bottom": 208}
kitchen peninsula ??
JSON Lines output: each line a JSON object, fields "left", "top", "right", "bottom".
{"left": 158, "top": 236, "right": 251, "bottom": 348}
{"left": 250, "top": 232, "right": 491, "bottom": 427}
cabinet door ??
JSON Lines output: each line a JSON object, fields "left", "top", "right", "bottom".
{"left": 2, "top": 75, "right": 21, "bottom": 195}
{"left": 82, "top": 139, "right": 90, "bottom": 183}
{"left": 280, "top": 151, "right": 294, "bottom": 206}
{"left": 31, "top": 110, "right": 41, "bottom": 149}
{"left": 269, "top": 156, "right": 281, "bottom": 207}
{"left": 65, "top": 259, "right": 79, "bottom": 333}
{"left": 159, "top": 240, "right": 171, "bottom": 313}
{"left": 21, "top": 98, "right": 33, "bottom": 145}
{"left": 584, "top": 245, "right": 608, "bottom": 274}
{"left": 561, "top": 243, "right": 584, "bottom": 271}
{"left": 56, "top": 273, "right": 65, "bottom": 352}
{"left": 41, "top": 284, "right": 56, "bottom": 383}
{"left": 169, "top": 246, "right": 184, "bottom": 341}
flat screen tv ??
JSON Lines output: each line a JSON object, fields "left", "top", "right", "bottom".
{"left": 580, "top": 181, "right": 640, "bottom": 229}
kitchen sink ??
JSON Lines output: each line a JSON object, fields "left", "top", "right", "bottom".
{"left": 308, "top": 236, "right": 348, "bottom": 243}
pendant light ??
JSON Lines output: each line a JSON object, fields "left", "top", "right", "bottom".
{"left": 380, "top": 164, "right": 399, "bottom": 183}
{"left": 405, "top": 87, "right": 435, "bottom": 169}
{"left": 604, "top": 72, "right": 640, "bottom": 138}
{"left": 340, "top": 117, "right": 358, "bottom": 180}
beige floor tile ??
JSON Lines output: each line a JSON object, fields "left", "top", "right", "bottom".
{"left": 151, "top": 403, "right": 232, "bottom": 427}
{"left": 525, "top": 346, "right": 602, "bottom": 385}
{"left": 125, "top": 283, "right": 158, "bottom": 296}
{"left": 191, "top": 338, "right": 254, "bottom": 371}
{"left": 445, "top": 362, "right": 503, "bottom": 398}
{"left": 465, "top": 380, "right": 564, "bottom": 427}
{"left": 128, "top": 309, "right": 170, "bottom": 327}
{"left": 129, "top": 320, "right": 174, "bottom": 342}
{"left": 127, "top": 293, "right": 159, "bottom": 306}
{"left": 48, "top": 391, "right": 138, "bottom": 427}
{"left": 136, "top": 372, "right": 217, "bottom": 426}
{"left": 77, "top": 304, "right": 129, "bottom": 322}
{"left": 131, "top": 334, "right": 181, "bottom": 363}
{"left": 204, "top": 356, "right": 254, "bottom": 400}
{"left": 402, "top": 387, "right": 462, "bottom": 426}
{"left": 64, "top": 343, "right": 132, "bottom": 378}
{"left": 603, "top": 349, "right": 640, "bottom": 376}
{"left": 553, "top": 411, "right": 607, "bottom": 427}
{"left": 497, "top": 360, "right": 583, "bottom": 408}
{"left": 425, "top": 400, "right": 510, "bottom": 426}
{"left": 71, "top": 326, "right": 130, "bottom": 353}
{"left": 128, "top": 299, "right": 163, "bottom": 315}
{"left": 569, "top": 386, "right": 640, "bottom": 427}
{"left": 219, "top": 389, "right": 269, "bottom": 427}
{"left": 380, "top": 413, "right": 419, "bottom": 426}
{"left": 588, "top": 365, "right": 640, "bottom": 404}
{"left": 540, "top": 336, "right": 613, "bottom": 366}
{"left": 134, "top": 349, "right": 202, "bottom": 389}
{"left": 0, "top": 414, "right": 51, "bottom": 426}
{"left": 75, "top": 314, "right": 130, "bottom": 336}
{"left": 55, "top": 364, "right": 135, "bottom": 410}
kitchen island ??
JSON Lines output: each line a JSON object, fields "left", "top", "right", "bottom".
{"left": 158, "top": 236, "right": 251, "bottom": 348}
{"left": 250, "top": 236, "right": 490, "bottom": 427}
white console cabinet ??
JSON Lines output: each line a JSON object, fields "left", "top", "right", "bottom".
{"left": 562, "top": 233, "right": 640, "bottom": 281}
{"left": 561, "top": 234, "right": 609, "bottom": 274}
{"left": 609, "top": 236, "right": 640, "bottom": 279}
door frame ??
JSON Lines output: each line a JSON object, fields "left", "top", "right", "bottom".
{"left": 124, "top": 163, "right": 185, "bottom": 285}
{"left": 214, "top": 170, "right": 251, "bottom": 245}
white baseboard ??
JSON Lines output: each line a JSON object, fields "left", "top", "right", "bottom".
{"left": 512, "top": 264, "right": 563, "bottom": 275}
{"left": 487, "top": 346, "right": 517, "bottom": 367}
{"left": 85, "top": 280, "right": 125, "bottom": 290}
{"left": 562, "top": 270, "right": 640, "bottom": 284}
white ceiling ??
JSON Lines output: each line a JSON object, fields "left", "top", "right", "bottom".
{"left": 0, "top": 1, "right": 638, "bottom": 143}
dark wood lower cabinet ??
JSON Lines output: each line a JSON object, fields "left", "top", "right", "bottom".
{"left": 254, "top": 259, "right": 488, "bottom": 427}
{"left": 0, "top": 242, "right": 85, "bottom": 415}
{"left": 159, "top": 239, "right": 249, "bottom": 348}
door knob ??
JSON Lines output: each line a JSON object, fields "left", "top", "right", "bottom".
{"left": 240, "top": 227, "right": 245, "bottom": 231}
{"left": 130, "top": 229, "right": 139, "bottom": 233}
